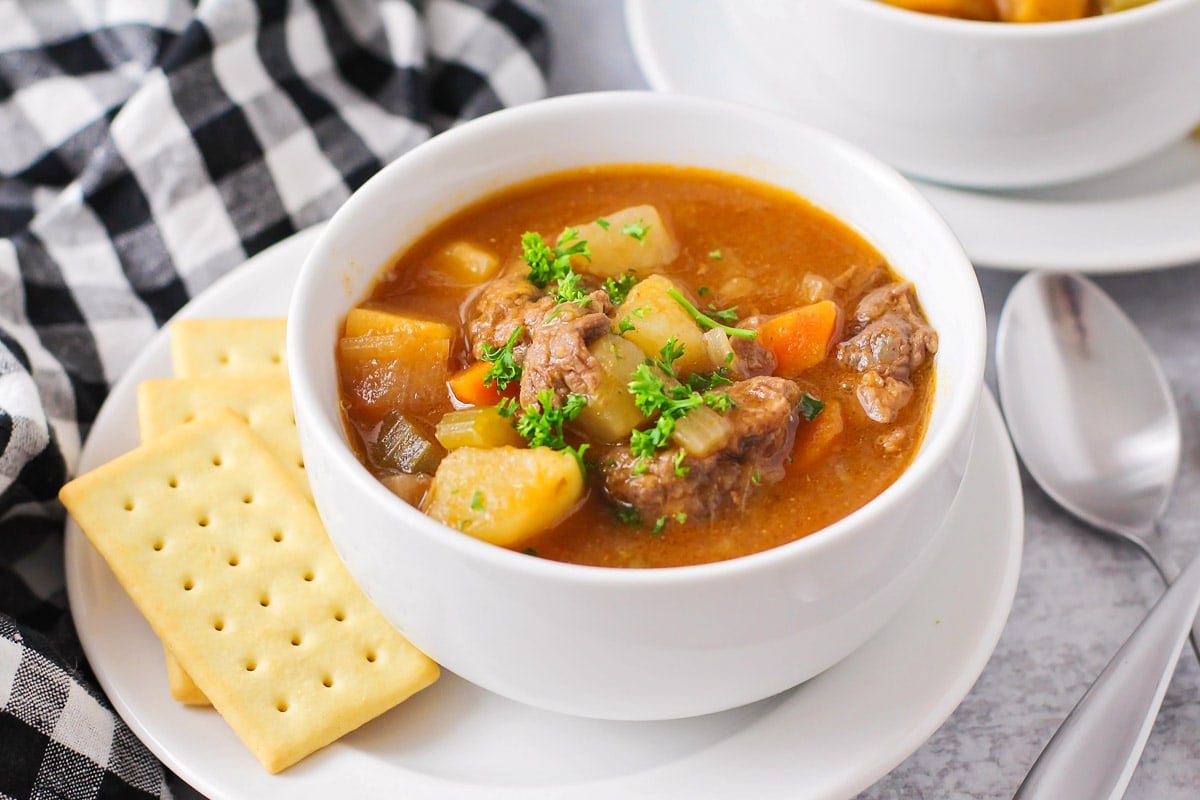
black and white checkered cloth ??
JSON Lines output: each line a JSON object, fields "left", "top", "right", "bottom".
{"left": 0, "top": 1, "right": 548, "bottom": 796}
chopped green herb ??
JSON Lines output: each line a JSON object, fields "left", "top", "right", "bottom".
{"left": 616, "top": 317, "right": 637, "bottom": 335}
{"left": 703, "top": 391, "right": 734, "bottom": 412}
{"left": 708, "top": 249, "right": 723, "bottom": 260}
{"left": 672, "top": 449, "right": 690, "bottom": 477}
{"left": 799, "top": 392, "right": 825, "bottom": 422}
{"left": 470, "top": 490, "right": 485, "bottom": 511}
{"left": 674, "top": 511, "right": 688, "bottom": 524}
{"left": 655, "top": 336, "right": 685, "bottom": 375}
{"left": 621, "top": 219, "right": 650, "bottom": 242}
{"left": 479, "top": 325, "right": 523, "bottom": 390}
{"left": 515, "top": 389, "right": 588, "bottom": 452}
{"left": 666, "top": 288, "right": 757, "bottom": 339}
{"left": 632, "top": 458, "right": 649, "bottom": 476}
{"left": 651, "top": 516, "right": 668, "bottom": 535}
{"left": 705, "top": 304, "right": 739, "bottom": 324}
{"left": 627, "top": 363, "right": 704, "bottom": 459}
{"left": 595, "top": 217, "right": 610, "bottom": 231}
{"left": 521, "top": 228, "right": 592, "bottom": 305}
{"left": 697, "top": 286, "right": 711, "bottom": 296}
{"left": 686, "top": 368, "right": 733, "bottom": 392}
{"left": 602, "top": 270, "right": 639, "bottom": 305}
{"left": 750, "top": 471, "right": 761, "bottom": 485}
{"left": 496, "top": 396, "right": 519, "bottom": 417}
{"left": 613, "top": 505, "right": 641, "bottom": 526}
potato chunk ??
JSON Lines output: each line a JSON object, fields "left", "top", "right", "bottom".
{"left": 422, "top": 446, "right": 584, "bottom": 549}
{"left": 615, "top": 274, "right": 710, "bottom": 376}
{"left": 571, "top": 335, "right": 646, "bottom": 443}
{"left": 429, "top": 240, "right": 500, "bottom": 284}
{"left": 567, "top": 205, "right": 679, "bottom": 278}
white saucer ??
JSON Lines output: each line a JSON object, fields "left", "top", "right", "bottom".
{"left": 625, "top": 0, "right": 1200, "bottom": 273}
{"left": 65, "top": 227, "right": 1023, "bottom": 800}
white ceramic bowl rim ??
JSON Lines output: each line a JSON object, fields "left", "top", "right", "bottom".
{"left": 856, "top": 0, "right": 1197, "bottom": 36}
{"left": 289, "top": 91, "right": 986, "bottom": 589}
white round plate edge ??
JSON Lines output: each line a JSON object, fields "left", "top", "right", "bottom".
{"left": 624, "top": 0, "right": 1200, "bottom": 274}
{"left": 64, "top": 225, "right": 1023, "bottom": 800}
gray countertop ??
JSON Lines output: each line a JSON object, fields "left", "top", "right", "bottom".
{"left": 542, "top": 2, "right": 1200, "bottom": 798}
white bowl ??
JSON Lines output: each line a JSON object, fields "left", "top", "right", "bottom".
{"left": 720, "top": 0, "right": 1200, "bottom": 189}
{"left": 288, "top": 91, "right": 985, "bottom": 720}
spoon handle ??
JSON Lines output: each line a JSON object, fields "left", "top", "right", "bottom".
{"left": 1014, "top": 553, "right": 1200, "bottom": 800}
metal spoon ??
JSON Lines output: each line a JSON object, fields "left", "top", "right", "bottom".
{"left": 996, "top": 271, "right": 1200, "bottom": 799}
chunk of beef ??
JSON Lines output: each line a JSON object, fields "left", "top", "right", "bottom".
{"left": 836, "top": 282, "right": 937, "bottom": 423}
{"left": 837, "top": 282, "right": 936, "bottom": 381}
{"left": 601, "top": 376, "right": 803, "bottom": 521}
{"left": 519, "top": 300, "right": 614, "bottom": 407}
{"left": 728, "top": 316, "right": 777, "bottom": 379}
{"left": 467, "top": 263, "right": 556, "bottom": 358}
{"left": 856, "top": 371, "right": 913, "bottom": 425}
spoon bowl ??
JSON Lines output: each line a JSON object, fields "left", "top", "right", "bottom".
{"left": 997, "top": 271, "right": 1180, "bottom": 542}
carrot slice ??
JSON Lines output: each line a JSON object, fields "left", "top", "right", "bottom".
{"left": 792, "top": 399, "right": 844, "bottom": 468}
{"left": 758, "top": 300, "right": 842, "bottom": 376}
{"left": 447, "top": 361, "right": 518, "bottom": 407}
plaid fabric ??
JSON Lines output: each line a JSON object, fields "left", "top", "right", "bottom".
{"left": 0, "top": 0, "right": 547, "bottom": 796}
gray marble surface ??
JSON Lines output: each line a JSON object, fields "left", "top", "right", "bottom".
{"left": 541, "top": 1, "right": 1200, "bottom": 798}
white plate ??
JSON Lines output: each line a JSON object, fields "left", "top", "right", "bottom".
{"left": 625, "top": 0, "right": 1200, "bottom": 273}
{"left": 65, "top": 227, "right": 1023, "bottom": 800}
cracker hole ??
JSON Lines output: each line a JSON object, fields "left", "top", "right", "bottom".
{"left": 183, "top": 413, "right": 195, "bottom": 424}
{"left": 244, "top": 660, "right": 257, "bottom": 672}
{"left": 290, "top": 634, "right": 302, "bottom": 647}
{"left": 152, "top": 540, "right": 164, "bottom": 552}
{"left": 272, "top": 530, "right": 284, "bottom": 543}
{"left": 213, "top": 619, "right": 225, "bottom": 632}
{"left": 321, "top": 675, "right": 333, "bottom": 688}
{"left": 276, "top": 700, "right": 288, "bottom": 713}
{"left": 259, "top": 595, "right": 270, "bottom": 608}
{"left": 297, "top": 458, "right": 305, "bottom": 469}
{"left": 183, "top": 579, "right": 194, "bottom": 591}
{"left": 123, "top": 499, "right": 135, "bottom": 511}
{"left": 270, "top": 353, "right": 282, "bottom": 364}
{"left": 197, "top": 516, "right": 209, "bottom": 528}
{"left": 228, "top": 555, "right": 239, "bottom": 567}
{"left": 242, "top": 493, "right": 253, "bottom": 504}
{"left": 333, "top": 610, "right": 345, "bottom": 622}
{"left": 168, "top": 476, "right": 179, "bottom": 488}
{"left": 365, "top": 651, "right": 377, "bottom": 664}
{"left": 211, "top": 454, "right": 223, "bottom": 467}
{"left": 302, "top": 570, "right": 314, "bottom": 582}
{"left": 218, "top": 353, "right": 230, "bottom": 365}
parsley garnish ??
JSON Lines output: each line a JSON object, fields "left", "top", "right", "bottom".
{"left": 666, "top": 288, "right": 757, "bottom": 340}
{"left": 496, "top": 396, "right": 519, "bottom": 417}
{"left": 603, "top": 270, "right": 639, "bottom": 305}
{"left": 674, "top": 511, "right": 688, "bottom": 524}
{"left": 672, "top": 449, "right": 690, "bottom": 477}
{"left": 800, "top": 392, "right": 825, "bottom": 422}
{"left": 705, "top": 304, "right": 739, "bottom": 323}
{"left": 708, "top": 249, "right": 723, "bottom": 260}
{"left": 613, "top": 505, "right": 641, "bottom": 526}
{"left": 627, "top": 363, "right": 703, "bottom": 459}
{"left": 470, "top": 490, "right": 485, "bottom": 511}
{"left": 686, "top": 368, "right": 734, "bottom": 392}
{"left": 654, "top": 336, "right": 685, "bottom": 374}
{"left": 703, "top": 391, "right": 734, "bottom": 412}
{"left": 616, "top": 317, "right": 636, "bottom": 335}
{"left": 651, "top": 516, "right": 668, "bottom": 535}
{"left": 522, "top": 228, "right": 592, "bottom": 305}
{"left": 595, "top": 217, "right": 610, "bottom": 231}
{"left": 515, "top": 389, "right": 587, "bottom": 451}
{"left": 621, "top": 219, "right": 650, "bottom": 242}
{"left": 479, "top": 325, "right": 523, "bottom": 390}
